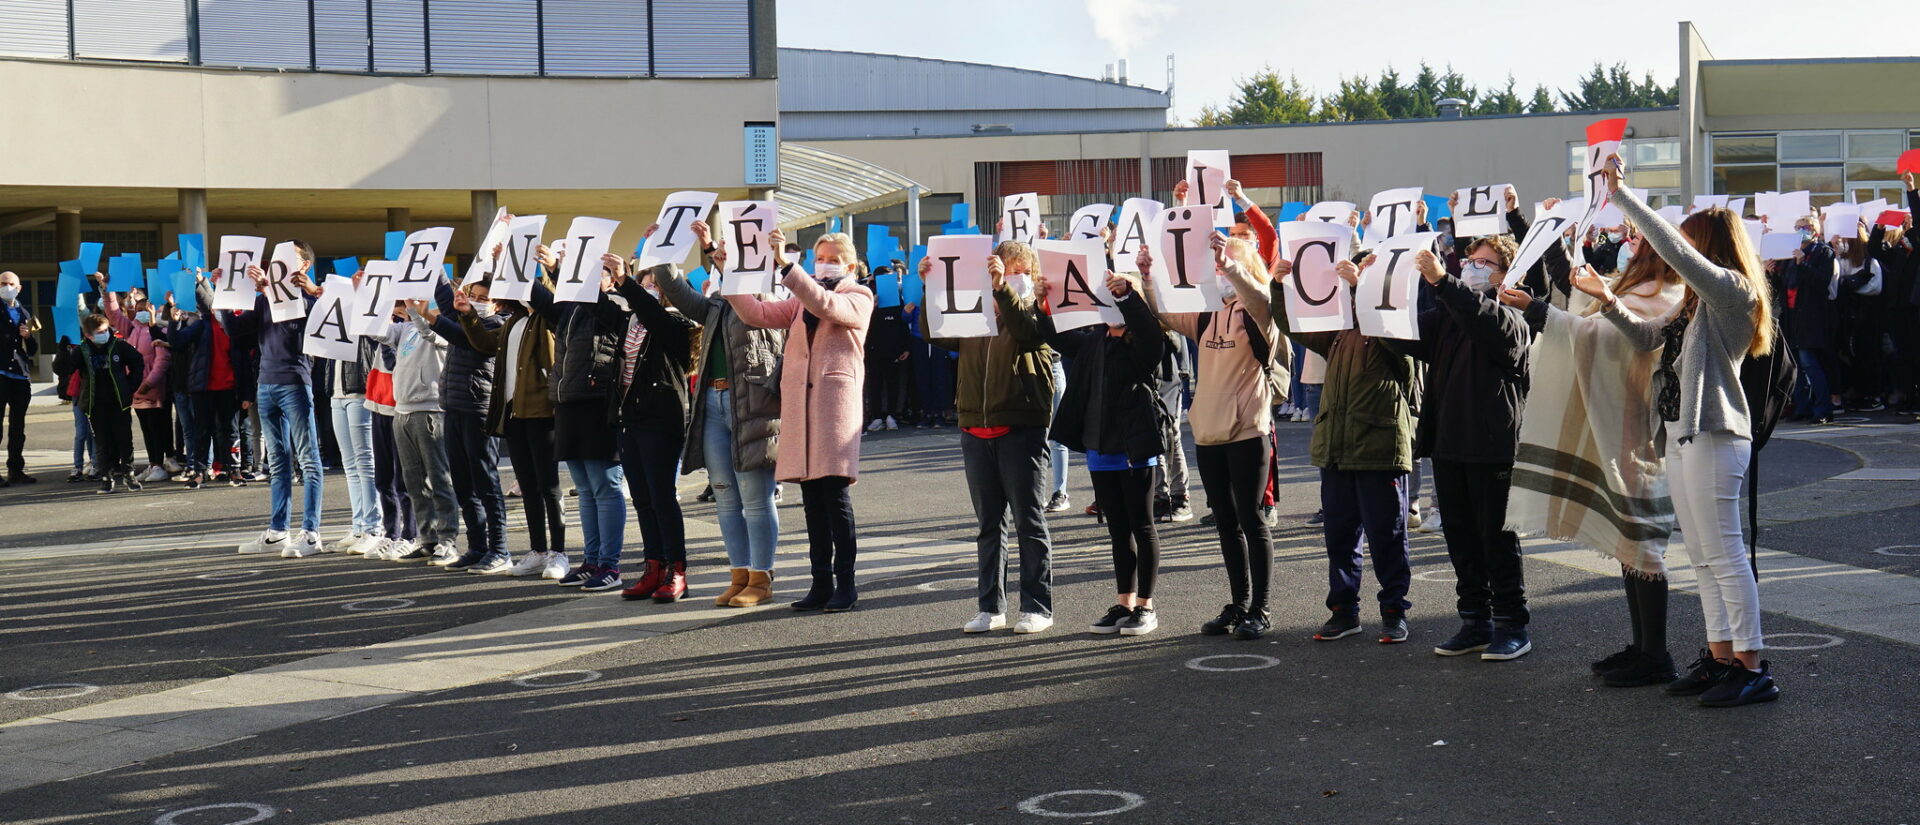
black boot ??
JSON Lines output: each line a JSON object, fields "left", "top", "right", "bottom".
{"left": 824, "top": 545, "right": 858, "bottom": 612}
{"left": 790, "top": 546, "right": 835, "bottom": 611}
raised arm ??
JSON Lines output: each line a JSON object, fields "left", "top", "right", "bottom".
{"left": 654, "top": 262, "right": 713, "bottom": 318}
{"left": 993, "top": 283, "right": 1048, "bottom": 351}
{"left": 1610, "top": 182, "right": 1752, "bottom": 312}
{"left": 1435, "top": 276, "right": 1529, "bottom": 370}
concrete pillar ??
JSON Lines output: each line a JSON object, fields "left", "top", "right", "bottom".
{"left": 54, "top": 210, "right": 81, "bottom": 264}
{"left": 905, "top": 185, "right": 923, "bottom": 248}
{"left": 470, "top": 190, "right": 497, "bottom": 246}
{"left": 177, "top": 189, "right": 208, "bottom": 237}
{"left": 1139, "top": 132, "right": 1154, "bottom": 200}
{"left": 386, "top": 207, "right": 411, "bottom": 233}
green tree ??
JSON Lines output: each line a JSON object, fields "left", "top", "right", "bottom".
{"left": 1558, "top": 62, "right": 1678, "bottom": 110}
{"left": 1528, "top": 84, "right": 1558, "bottom": 114}
{"left": 1482, "top": 76, "right": 1526, "bottom": 115}
{"left": 1435, "top": 65, "right": 1478, "bottom": 112}
{"left": 1194, "top": 68, "right": 1319, "bottom": 126}
{"left": 1317, "top": 76, "right": 1388, "bottom": 122}
{"left": 1375, "top": 68, "right": 1420, "bottom": 119}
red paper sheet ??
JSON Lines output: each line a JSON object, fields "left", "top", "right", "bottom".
{"left": 1586, "top": 118, "right": 1630, "bottom": 145}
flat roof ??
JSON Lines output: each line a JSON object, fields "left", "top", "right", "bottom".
{"left": 796, "top": 105, "right": 1680, "bottom": 142}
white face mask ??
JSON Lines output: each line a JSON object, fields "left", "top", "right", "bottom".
{"left": 813, "top": 262, "right": 845, "bottom": 281}
{"left": 1461, "top": 262, "right": 1498, "bottom": 290}
{"left": 0, "top": 285, "right": 16, "bottom": 302}
{"left": 471, "top": 302, "right": 495, "bottom": 317}
{"left": 1004, "top": 273, "right": 1033, "bottom": 300}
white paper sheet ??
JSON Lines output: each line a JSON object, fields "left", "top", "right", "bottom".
{"left": 212, "top": 235, "right": 266, "bottom": 311}
{"left": 717, "top": 202, "right": 777, "bottom": 297}
{"left": 1185, "top": 149, "right": 1233, "bottom": 227}
{"left": 1037, "top": 238, "right": 1121, "bottom": 332}
{"left": 1305, "top": 201, "right": 1357, "bottom": 225}
{"left": 1759, "top": 232, "right": 1801, "bottom": 262}
{"left": 1278, "top": 221, "right": 1355, "bottom": 334}
{"left": 924, "top": 235, "right": 999, "bottom": 339}
{"left": 1355, "top": 232, "right": 1439, "bottom": 341}
{"left": 1067, "top": 203, "right": 1115, "bottom": 241}
{"left": 349, "top": 260, "right": 402, "bottom": 338}
{"left": 1111, "top": 197, "right": 1163, "bottom": 273}
{"left": 1510, "top": 200, "right": 1582, "bottom": 279}
{"left": 1150, "top": 205, "right": 1223, "bottom": 314}
{"left": 463, "top": 207, "right": 513, "bottom": 286}
{"left": 638, "top": 191, "right": 719, "bottom": 270}
{"left": 552, "top": 217, "right": 621, "bottom": 303}
{"left": 389, "top": 226, "right": 454, "bottom": 302}
{"left": 1451, "top": 184, "right": 1511, "bottom": 237}
{"left": 1363, "top": 187, "right": 1423, "bottom": 247}
{"left": 302, "top": 280, "right": 359, "bottom": 361}
{"left": 488, "top": 215, "right": 547, "bottom": 302}
{"left": 263, "top": 241, "right": 308, "bottom": 322}
{"left": 1000, "top": 193, "right": 1040, "bottom": 245}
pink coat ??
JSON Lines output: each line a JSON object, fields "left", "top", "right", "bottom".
{"left": 104, "top": 291, "right": 170, "bottom": 409}
{"left": 726, "top": 266, "right": 872, "bottom": 483}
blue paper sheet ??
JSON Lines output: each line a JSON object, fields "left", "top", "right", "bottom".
{"left": 950, "top": 203, "right": 970, "bottom": 226}
{"left": 385, "top": 231, "right": 405, "bottom": 260}
{"left": 156, "top": 259, "right": 184, "bottom": 305}
{"left": 873, "top": 273, "right": 901, "bottom": 308}
{"left": 1278, "top": 202, "right": 1309, "bottom": 222}
{"left": 146, "top": 268, "right": 165, "bottom": 303}
{"left": 56, "top": 264, "right": 87, "bottom": 308}
{"left": 827, "top": 217, "right": 841, "bottom": 234}
{"left": 108, "top": 253, "right": 143, "bottom": 292}
{"left": 902, "top": 244, "right": 927, "bottom": 306}
{"left": 172, "top": 270, "right": 198, "bottom": 312}
{"left": 177, "top": 234, "right": 205, "bottom": 270}
{"left": 686, "top": 266, "right": 709, "bottom": 293}
{"left": 52, "top": 304, "right": 80, "bottom": 346}
{"left": 78, "top": 242, "right": 104, "bottom": 275}
{"left": 1424, "top": 194, "right": 1452, "bottom": 223}
{"left": 332, "top": 257, "right": 361, "bottom": 278}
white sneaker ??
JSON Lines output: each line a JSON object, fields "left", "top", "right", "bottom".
{"left": 884, "top": 415, "right": 898, "bottom": 431}
{"left": 507, "top": 551, "right": 546, "bottom": 576}
{"left": 379, "top": 539, "right": 415, "bottom": 562}
{"left": 540, "top": 552, "right": 571, "bottom": 580}
{"left": 163, "top": 456, "right": 184, "bottom": 475}
{"left": 1012, "top": 614, "right": 1054, "bottom": 634}
{"left": 963, "top": 612, "right": 1006, "bottom": 633}
{"left": 140, "top": 465, "right": 170, "bottom": 483}
{"left": 866, "top": 418, "right": 884, "bottom": 432}
{"left": 1418, "top": 508, "right": 1444, "bottom": 534}
{"left": 348, "top": 533, "right": 385, "bottom": 555}
{"left": 238, "top": 530, "right": 289, "bottom": 555}
{"left": 326, "top": 531, "right": 361, "bottom": 554}
{"left": 428, "top": 543, "right": 460, "bottom": 566}
{"left": 280, "top": 531, "right": 322, "bottom": 558}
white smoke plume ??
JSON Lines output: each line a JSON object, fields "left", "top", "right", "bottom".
{"left": 1085, "top": 0, "right": 1174, "bottom": 58}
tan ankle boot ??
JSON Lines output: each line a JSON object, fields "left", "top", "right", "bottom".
{"left": 729, "top": 570, "right": 773, "bottom": 607}
{"left": 715, "top": 568, "right": 749, "bottom": 607}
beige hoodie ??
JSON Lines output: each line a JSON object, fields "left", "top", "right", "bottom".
{"left": 1149, "top": 260, "right": 1280, "bottom": 446}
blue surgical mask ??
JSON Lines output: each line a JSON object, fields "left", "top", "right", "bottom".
{"left": 89, "top": 331, "right": 110, "bottom": 346}
{"left": 1461, "top": 262, "right": 1497, "bottom": 290}
{"left": 134, "top": 310, "right": 152, "bottom": 325}
{"left": 1799, "top": 228, "right": 1814, "bottom": 243}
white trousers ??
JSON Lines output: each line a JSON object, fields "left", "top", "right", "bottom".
{"left": 1666, "top": 430, "right": 1764, "bottom": 651}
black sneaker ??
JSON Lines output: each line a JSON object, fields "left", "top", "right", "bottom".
{"left": 1698, "top": 661, "right": 1781, "bottom": 708}
{"left": 696, "top": 485, "right": 715, "bottom": 503}
{"left": 1664, "top": 649, "right": 1735, "bottom": 696}
{"left": 1200, "top": 604, "right": 1244, "bottom": 636}
{"left": 1090, "top": 604, "right": 1133, "bottom": 635}
{"left": 1167, "top": 496, "right": 1194, "bottom": 522}
{"left": 1433, "top": 621, "right": 1492, "bottom": 656}
{"left": 68, "top": 471, "right": 86, "bottom": 483}
{"left": 1481, "top": 625, "right": 1532, "bottom": 661}
{"left": 1591, "top": 644, "right": 1641, "bottom": 676}
{"left": 7, "top": 472, "right": 35, "bottom": 484}
{"left": 445, "top": 551, "right": 485, "bottom": 571}
{"left": 96, "top": 477, "right": 116, "bottom": 495}
{"left": 1306, "top": 509, "right": 1326, "bottom": 526}
{"left": 1378, "top": 612, "right": 1410, "bottom": 644}
{"left": 1044, "top": 492, "right": 1070, "bottom": 513}
{"left": 121, "top": 473, "right": 142, "bottom": 492}
{"left": 581, "top": 566, "right": 624, "bottom": 592}
{"left": 1313, "top": 612, "right": 1362, "bottom": 641}
{"left": 1200, "top": 511, "right": 1217, "bottom": 527}
{"left": 1119, "top": 607, "right": 1158, "bottom": 636}
{"left": 1602, "top": 650, "right": 1678, "bottom": 687}
{"left": 557, "top": 565, "right": 595, "bottom": 587}
{"left": 1233, "top": 608, "right": 1271, "bottom": 640}
{"left": 394, "top": 545, "right": 432, "bottom": 563}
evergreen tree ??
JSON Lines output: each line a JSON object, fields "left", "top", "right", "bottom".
{"left": 1194, "top": 68, "right": 1320, "bottom": 126}
{"left": 1482, "top": 77, "right": 1526, "bottom": 115}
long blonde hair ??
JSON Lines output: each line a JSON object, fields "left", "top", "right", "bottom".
{"left": 1679, "top": 208, "right": 1774, "bottom": 357}
{"left": 1223, "top": 238, "right": 1268, "bottom": 285}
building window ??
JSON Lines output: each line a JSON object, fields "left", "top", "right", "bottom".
{"left": 1569, "top": 137, "right": 1682, "bottom": 207}
{"left": 1711, "top": 129, "right": 1912, "bottom": 206}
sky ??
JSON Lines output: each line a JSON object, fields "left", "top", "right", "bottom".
{"left": 777, "top": 1, "right": 1920, "bottom": 123}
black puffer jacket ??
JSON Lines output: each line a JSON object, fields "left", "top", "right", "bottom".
{"left": 1382, "top": 275, "right": 1531, "bottom": 464}
{"left": 612, "top": 275, "right": 698, "bottom": 433}
{"left": 533, "top": 279, "right": 625, "bottom": 404}
{"left": 1042, "top": 290, "right": 1172, "bottom": 464}
{"left": 428, "top": 279, "right": 499, "bottom": 416}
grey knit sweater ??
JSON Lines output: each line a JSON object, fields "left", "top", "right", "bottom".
{"left": 1598, "top": 187, "right": 1759, "bottom": 442}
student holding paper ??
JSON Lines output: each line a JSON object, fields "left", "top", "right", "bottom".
{"left": 1572, "top": 156, "right": 1781, "bottom": 708}
{"left": 458, "top": 274, "right": 568, "bottom": 580}
{"left": 224, "top": 248, "right": 327, "bottom": 558}
{"left": 1269, "top": 255, "right": 1418, "bottom": 646}
{"left": 656, "top": 221, "right": 787, "bottom": 608}
{"left": 421, "top": 279, "right": 509, "bottom": 573}
{"left": 173, "top": 277, "right": 250, "bottom": 489}
{"left": 1784, "top": 216, "right": 1839, "bottom": 424}
{"left": 1038, "top": 267, "right": 1172, "bottom": 636}
{"left": 916, "top": 241, "right": 1059, "bottom": 635}
{"left": 0, "top": 271, "right": 37, "bottom": 486}
{"left": 1137, "top": 235, "right": 1284, "bottom": 640}
{"left": 1376, "top": 237, "right": 1535, "bottom": 661}
{"left": 722, "top": 231, "right": 874, "bottom": 613}
{"left": 54, "top": 314, "right": 143, "bottom": 494}
{"left": 101, "top": 284, "right": 174, "bottom": 483}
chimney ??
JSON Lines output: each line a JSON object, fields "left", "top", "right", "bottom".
{"left": 1436, "top": 98, "right": 1467, "bottom": 119}
{"left": 1116, "top": 58, "right": 1129, "bottom": 85}
{"left": 1102, "top": 63, "right": 1114, "bottom": 82}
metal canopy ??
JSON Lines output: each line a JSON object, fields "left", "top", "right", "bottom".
{"left": 775, "top": 142, "right": 924, "bottom": 230}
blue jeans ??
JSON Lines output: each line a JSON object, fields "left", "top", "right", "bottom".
{"left": 70, "top": 403, "right": 95, "bottom": 472}
{"left": 330, "top": 396, "right": 381, "bottom": 535}
{"left": 259, "top": 383, "right": 322, "bottom": 533}
{"left": 1298, "top": 383, "right": 1323, "bottom": 419}
{"left": 1796, "top": 348, "right": 1833, "bottom": 418}
{"left": 566, "top": 459, "right": 626, "bottom": 570}
{"left": 173, "top": 391, "right": 195, "bottom": 469}
{"left": 1047, "top": 357, "right": 1069, "bottom": 497}
{"left": 702, "top": 386, "right": 778, "bottom": 571}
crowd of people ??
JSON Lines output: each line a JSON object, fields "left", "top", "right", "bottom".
{"left": 4, "top": 160, "right": 1914, "bottom": 713}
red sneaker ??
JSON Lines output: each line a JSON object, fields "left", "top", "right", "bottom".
{"left": 620, "top": 559, "right": 667, "bottom": 600}
{"left": 652, "top": 562, "right": 688, "bottom": 603}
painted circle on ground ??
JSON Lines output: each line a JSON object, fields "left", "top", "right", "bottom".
{"left": 1412, "top": 569, "right": 1456, "bottom": 583}
{"left": 1017, "top": 790, "right": 1146, "bottom": 818}
{"left": 1871, "top": 545, "right": 1920, "bottom": 557}
{"left": 1185, "top": 654, "right": 1281, "bottom": 673}
{"left": 341, "top": 598, "right": 415, "bottom": 612}
{"left": 153, "top": 802, "right": 276, "bottom": 825}
{"left": 510, "top": 669, "right": 603, "bottom": 688}
{"left": 1765, "top": 633, "right": 1844, "bottom": 650}
{"left": 914, "top": 577, "right": 975, "bottom": 592}
{"left": 6, "top": 683, "right": 100, "bottom": 701}
{"left": 196, "top": 570, "right": 262, "bottom": 581}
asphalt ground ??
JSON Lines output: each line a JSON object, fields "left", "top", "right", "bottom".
{"left": 2, "top": 395, "right": 1918, "bottom": 823}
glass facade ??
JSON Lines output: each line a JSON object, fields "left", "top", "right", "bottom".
{"left": 1710, "top": 129, "right": 1920, "bottom": 206}
{"left": 1568, "top": 137, "right": 1683, "bottom": 207}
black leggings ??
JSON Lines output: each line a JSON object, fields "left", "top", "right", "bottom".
{"left": 136, "top": 405, "right": 171, "bottom": 466}
{"left": 1622, "top": 569, "right": 1669, "bottom": 654}
{"left": 1196, "top": 435, "right": 1274, "bottom": 610}
{"left": 800, "top": 476, "right": 858, "bottom": 575}
{"left": 1090, "top": 466, "right": 1160, "bottom": 599}
{"left": 620, "top": 426, "right": 687, "bottom": 564}
{"left": 87, "top": 406, "right": 134, "bottom": 475}
{"left": 506, "top": 416, "right": 565, "bottom": 555}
